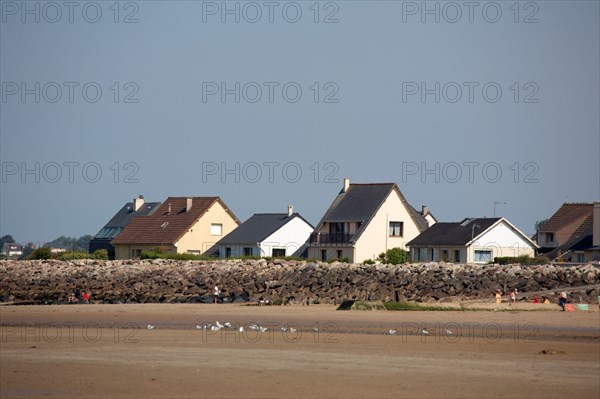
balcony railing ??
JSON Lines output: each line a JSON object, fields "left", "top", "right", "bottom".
{"left": 309, "top": 233, "right": 353, "bottom": 245}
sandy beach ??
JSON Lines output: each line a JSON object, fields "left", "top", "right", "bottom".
{"left": 1, "top": 304, "right": 599, "bottom": 398}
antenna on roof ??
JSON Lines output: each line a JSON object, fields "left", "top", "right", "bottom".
{"left": 493, "top": 201, "right": 507, "bottom": 217}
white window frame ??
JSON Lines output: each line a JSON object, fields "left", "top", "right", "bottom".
{"left": 474, "top": 250, "right": 492, "bottom": 263}
{"left": 210, "top": 223, "right": 223, "bottom": 236}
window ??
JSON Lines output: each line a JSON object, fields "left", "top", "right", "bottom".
{"left": 244, "top": 247, "right": 253, "bottom": 256}
{"left": 454, "top": 250, "right": 461, "bottom": 263}
{"left": 442, "top": 250, "right": 449, "bottom": 261}
{"left": 187, "top": 250, "right": 200, "bottom": 255}
{"left": 389, "top": 221, "right": 404, "bottom": 237}
{"left": 321, "top": 249, "right": 327, "bottom": 261}
{"left": 546, "top": 233, "right": 554, "bottom": 243}
{"left": 134, "top": 249, "right": 142, "bottom": 257}
{"left": 337, "top": 250, "right": 343, "bottom": 259}
{"left": 225, "top": 247, "right": 231, "bottom": 258}
{"left": 474, "top": 250, "right": 492, "bottom": 263}
{"left": 431, "top": 248, "right": 437, "bottom": 261}
{"left": 416, "top": 248, "right": 421, "bottom": 261}
{"left": 576, "top": 252, "right": 585, "bottom": 263}
{"left": 211, "top": 223, "right": 223, "bottom": 236}
{"left": 272, "top": 248, "right": 286, "bottom": 257}
{"left": 330, "top": 222, "right": 345, "bottom": 234}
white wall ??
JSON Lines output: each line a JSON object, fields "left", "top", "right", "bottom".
{"left": 468, "top": 220, "right": 535, "bottom": 262}
{"left": 261, "top": 216, "right": 314, "bottom": 257}
{"left": 354, "top": 190, "right": 423, "bottom": 263}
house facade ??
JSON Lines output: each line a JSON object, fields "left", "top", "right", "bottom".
{"left": 216, "top": 206, "right": 314, "bottom": 258}
{"left": 407, "top": 217, "right": 538, "bottom": 264}
{"left": 111, "top": 196, "right": 240, "bottom": 259}
{"left": 536, "top": 202, "right": 597, "bottom": 262}
{"left": 89, "top": 195, "right": 161, "bottom": 259}
{"left": 307, "top": 179, "right": 431, "bottom": 263}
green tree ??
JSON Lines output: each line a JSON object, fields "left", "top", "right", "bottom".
{"left": 0, "top": 234, "right": 16, "bottom": 248}
{"left": 535, "top": 219, "right": 549, "bottom": 231}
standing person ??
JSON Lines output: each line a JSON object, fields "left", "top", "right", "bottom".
{"left": 495, "top": 289, "right": 502, "bottom": 304}
{"left": 559, "top": 291, "right": 568, "bottom": 310}
{"left": 213, "top": 285, "right": 220, "bottom": 304}
{"left": 74, "top": 288, "right": 81, "bottom": 303}
{"left": 510, "top": 288, "right": 518, "bottom": 303}
{"left": 83, "top": 291, "right": 89, "bottom": 304}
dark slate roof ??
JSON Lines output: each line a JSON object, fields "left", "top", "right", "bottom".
{"left": 321, "top": 184, "right": 395, "bottom": 222}
{"left": 112, "top": 197, "right": 239, "bottom": 245}
{"left": 217, "top": 213, "right": 313, "bottom": 245}
{"left": 407, "top": 218, "right": 501, "bottom": 246}
{"left": 93, "top": 201, "right": 161, "bottom": 240}
{"left": 409, "top": 204, "right": 432, "bottom": 231}
{"left": 314, "top": 183, "right": 429, "bottom": 242}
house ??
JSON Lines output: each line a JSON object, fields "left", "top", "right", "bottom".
{"left": 111, "top": 196, "right": 240, "bottom": 259}
{"left": 89, "top": 195, "right": 161, "bottom": 259}
{"left": 1, "top": 242, "right": 23, "bottom": 258}
{"left": 407, "top": 217, "right": 538, "bottom": 264}
{"left": 535, "top": 203, "right": 596, "bottom": 262}
{"left": 216, "top": 206, "right": 314, "bottom": 258}
{"left": 307, "top": 178, "right": 432, "bottom": 263}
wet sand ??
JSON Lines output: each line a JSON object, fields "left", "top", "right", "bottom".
{"left": 1, "top": 304, "right": 599, "bottom": 398}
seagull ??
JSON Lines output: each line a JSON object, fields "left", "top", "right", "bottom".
{"left": 249, "top": 324, "right": 259, "bottom": 330}
{"left": 239, "top": 326, "right": 244, "bottom": 332}
{"left": 147, "top": 324, "right": 156, "bottom": 330}
{"left": 259, "top": 327, "right": 268, "bottom": 333}
{"left": 195, "top": 325, "right": 203, "bottom": 330}
{"left": 281, "top": 327, "right": 287, "bottom": 332}
{"left": 215, "top": 321, "right": 223, "bottom": 329}
{"left": 421, "top": 329, "right": 429, "bottom": 335}
{"left": 211, "top": 325, "right": 221, "bottom": 332}
{"left": 388, "top": 329, "right": 398, "bottom": 335}
{"left": 444, "top": 329, "right": 453, "bottom": 335}
{"left": 224, "top": 322, "right": 232, "bottom": 328}
{"left": 289, "top": 328, "right": 297, "bottom": 333}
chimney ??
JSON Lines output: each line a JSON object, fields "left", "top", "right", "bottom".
{"left": 186, "top": 197, "right": 193, "bottom": 212}
{"left": 421, "top": 205, "right": 428, "bottom": 216}
{"left": 343, "top": 178, "right": 350, "bottom": 193}
{"left": 287, "top": 205, "right": 293, "bottom": 217}
{"left": 594, "top": 201, "right": 600, "bottom": 247}
{"left": 168, "top": 203, "right": 172, "bottom": 215}
{"left": 133, "top": 195, "right": 144, "bottom": 212}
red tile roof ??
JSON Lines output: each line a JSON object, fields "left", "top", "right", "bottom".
{"left": 111, "top": 197, "right": 239, "bottom": 245}
{"left": 539, "top": 203, "right": 593, "bottom": 234}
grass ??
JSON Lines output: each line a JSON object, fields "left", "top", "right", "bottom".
{"left": 383, "top": 301, "right": 463, "bottom": 311}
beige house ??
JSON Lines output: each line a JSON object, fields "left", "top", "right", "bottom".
{"left": 536, "top": 202, "right": 599, "bottom": 263}
{"left": 111, "top": 196, "right": 240, "bottom": 259}
{"left": 307, "top": 179, "right": 432, "bottom": 263}
{"left": 407, "top": 217, "right": 538, "bottom": 263}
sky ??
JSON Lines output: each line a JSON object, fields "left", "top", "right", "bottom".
{"left": 1, "top": 0, "right": 599, "bottom": 246}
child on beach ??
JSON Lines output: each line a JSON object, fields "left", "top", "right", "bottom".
{"left": 495, "top": 289, "right": 502, "bottom": 303}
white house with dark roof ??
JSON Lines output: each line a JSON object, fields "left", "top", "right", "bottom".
{"left": 407, "top": 217, "right": 538, "bottom": 264}
{"left": 307, "top": 178, "right": 432, "bottom": 263}
{"left": 216, "top": 206, "right": 314, "bottom": 258}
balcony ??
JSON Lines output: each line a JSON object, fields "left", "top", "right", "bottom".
{"left": 309, "top": 233, "right": 353, "bottom": 245}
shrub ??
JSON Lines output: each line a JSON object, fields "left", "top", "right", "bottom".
{"left": 327, "top": 257, "right": 350, "bottom": 263}
{"left": 140, "top": 251, "right": 216, "bottom": 261}
{"left": 363, "top": 259, "right": 375, "bottom": 265}
{"left": 494, "top": 255, "right": 551, "bottom": 265}
{"left": 92, "top": 249, "right": 108, "bottom": 260}
{"left": 28, "top": 247, "right": 52, "bottom": 260}
{"left": 378, "top": 248, "right": 408, "bottom": 265}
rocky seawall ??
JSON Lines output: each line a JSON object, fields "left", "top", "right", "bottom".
{"left": 1, "top": 259, "right": 599, "bottom": 305}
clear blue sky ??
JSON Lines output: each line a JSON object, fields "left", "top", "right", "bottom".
{"left": 1, "top": 0, "right": 599, "bottom": 246}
